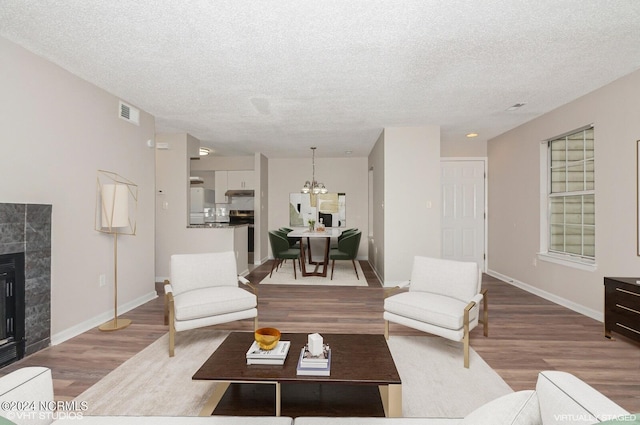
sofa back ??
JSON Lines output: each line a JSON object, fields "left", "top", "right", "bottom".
{"left": 537, "top": 370, "right": 628, "bottom": 424}
{"left": 0, "top": 366, "right": 629, "bottom": 425}
{"left": 0, "top": 367, "right": 54, "bottom": 425}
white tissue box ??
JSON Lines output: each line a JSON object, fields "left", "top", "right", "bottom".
{"left": 308, "top": 333, "right": 323, "bottom": 356}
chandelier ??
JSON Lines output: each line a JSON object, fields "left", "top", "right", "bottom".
{"left": 301, "top": 147, "right": 328, "bottom": 195}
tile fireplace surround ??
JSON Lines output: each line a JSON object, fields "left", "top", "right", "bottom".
{"left": 0, "top": 203, "right": 51, "bottom": 357}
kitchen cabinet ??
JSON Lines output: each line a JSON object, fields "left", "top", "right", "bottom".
{"left": 214, "top": 171, "right": 228, "bottom": 203}
{"left": 215, "top": 170, "right": 254, "bottom": 203}
{"left": 227, "top": 170, "right": 254, "bottom": 190}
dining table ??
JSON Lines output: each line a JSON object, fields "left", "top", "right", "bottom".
{"left": 287, "top": 227, "right": 342, "bottom": 277}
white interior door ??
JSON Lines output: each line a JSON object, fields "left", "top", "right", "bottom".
{"left": 441, "top": 160, "right": 486, "bottom": 270}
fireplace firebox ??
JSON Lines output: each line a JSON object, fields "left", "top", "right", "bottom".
{"left": 0, "top": 252, "right": 25, "bottom": 366}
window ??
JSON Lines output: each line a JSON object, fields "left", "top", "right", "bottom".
{"left": 547, "top": 126, "right": 595, "bottom": 262}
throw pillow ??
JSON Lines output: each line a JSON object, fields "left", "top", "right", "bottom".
{"left": 460, "top": 390, "right": 541, "bottom": 425}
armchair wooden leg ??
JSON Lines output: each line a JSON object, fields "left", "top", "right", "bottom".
{"left": 254, "top": 316, "right": 258, "bottom": 331}
{"left": 169, "top": 327, "right": 175, "bottom": 357}
{"left": 168, "top": 292, "right": 176, "bottom": 357}
{"left": 463, "top": 300, "right": 475, "bottom": 368}
{"left": 331, "top": 260, "right": 336, "bottom": 280}
{"left": 384, "top": 320, "right": 390, "bottom": 340}
{"left": 163, "top": 295, "right": 169, "bottom": 326}
{"left": 482, "top": 288, "right": 489, "bottom": 337}
{"left": 463, "top": 332, "right": 469, "bottom": 369}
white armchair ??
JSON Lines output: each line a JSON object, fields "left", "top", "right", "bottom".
{"left": 164, "top": 251, "right": 258, "bottom": 357}
{"left": 383, "top": 256, "right": 488, "bottom": 368}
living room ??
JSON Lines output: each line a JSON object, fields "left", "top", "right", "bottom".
{"left": 1, "top": 2, "right": 640, "bottom": 422}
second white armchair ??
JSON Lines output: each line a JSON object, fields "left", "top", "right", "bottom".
{"left": 383, "top": 256, "right": 488, "bottom": 368}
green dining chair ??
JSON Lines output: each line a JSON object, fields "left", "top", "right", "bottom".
{"left": 268, "top": 231, "right": 301, "bottom": 279}
{"left": 275, "top": 228, "right": 300, "bottom": 267}
{"left": 328, "top": 230, "right": 362, "bottom": 280}
{"left": 279, "top": 227, "right": 301, "bottom": 248}
{"left": 331, "top": 228, "right": 358, "bottom": 249}
{"left": 338, "top": 228, "right": 358, "bottom": 241}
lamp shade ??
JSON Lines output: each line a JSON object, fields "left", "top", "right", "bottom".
{"left": 101, "top": 184, "right": 129, "bottom": 229}
{"left": 95, "top": 170, "right": 137, "bottom": 236}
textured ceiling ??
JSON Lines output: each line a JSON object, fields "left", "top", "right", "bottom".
{"left": 1, "top": 1, "right": 640, "bottom": 158}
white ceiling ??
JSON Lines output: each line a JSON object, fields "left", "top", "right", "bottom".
{"left": 2, "top": 1, "right": 640, "bottom": 158}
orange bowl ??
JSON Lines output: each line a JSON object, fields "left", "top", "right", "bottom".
{"left": 254, "top": 327, "right": 281, "bottom": 350}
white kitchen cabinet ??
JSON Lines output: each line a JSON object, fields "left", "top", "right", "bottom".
{"left": 214, "top": 171, "right": 228, "bottom": 203}
{"left": 227, "top": 170, "right": 254, "bottom": 190}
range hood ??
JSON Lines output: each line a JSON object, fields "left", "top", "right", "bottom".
{"left": 225, "top": 189, "right": 255, "bottom": 197}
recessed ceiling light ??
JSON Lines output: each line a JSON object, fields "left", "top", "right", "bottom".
{"left": 199, "top": 147, "right": 212, "bottom": 156}
{"left": 345, "top": 150, "right": 353, "bottom": 155}
{"left": 466, "top": 133, "right": 479, "bottom": 138}
{"left": 506, "top": 103, "right": 526, "bottom": 111}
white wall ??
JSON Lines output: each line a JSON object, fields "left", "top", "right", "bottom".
{"left": 369, "top": 131, "right": 386, "bottom": 279}
{"left": 255, "top": 153, "right": 269, "bottom": 264}
{"left": 0, "top": 36, "right": 156, "bottom": 339}
{"left": 268, "top": 156, "right": 369, "bottom": 258}
{"left": 382, "top": 126, "right": 441, "bottom": 284}
{"left": 488, "top": 68, "right": 640, "bottom": 319}
{"left": 441, "top": 138, "right": 487, "bottom": 157}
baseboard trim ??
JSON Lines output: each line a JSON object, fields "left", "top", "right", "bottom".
{"left": 51, "top": 291, "right": 158, "bottom": 345}
{"left": 361, "top": 259, "right": 385, "bottom": 287}
{"left": 367, "top": 260, "right": 395, "bottom": 287}
{"left": 486, "top": 269, "right": 603, "bottom": 322}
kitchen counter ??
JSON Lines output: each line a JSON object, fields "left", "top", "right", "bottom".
{"left": 176, "top": 224, "right": 249, "bottom": 275}
{"left": 187, "top": 223, "right": 248, "bottom": 229}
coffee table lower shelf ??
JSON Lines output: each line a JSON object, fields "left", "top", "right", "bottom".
{"left": 199, "top": 381, "right": 402, "bottom": 418}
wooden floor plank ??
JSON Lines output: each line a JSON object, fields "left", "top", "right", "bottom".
{"left": 2, "top": 261, "right": 639, "bottom": 412}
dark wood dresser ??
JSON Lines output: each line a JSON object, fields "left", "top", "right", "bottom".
{"left": 604, "top": 277, "right": 640, "bottom": 342}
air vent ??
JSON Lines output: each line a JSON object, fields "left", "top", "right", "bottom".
{"left": 505, "top": 103, "right": 526, "bottom": 111}
{"left": 119, "top": 101, "right": 140, "bottom": 125}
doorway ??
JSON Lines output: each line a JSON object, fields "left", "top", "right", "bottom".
{"left": 440, "top": 159, "right": 486, "bottom": 271}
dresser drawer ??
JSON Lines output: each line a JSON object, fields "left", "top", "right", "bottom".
{"left": 611, "top": 321, "right": 640, "bottom": 341}
{"left": 609, "top": 287, "right": 640, "bottom": 310}
{"left": 609, "top": 305, "right": 640, "bottom": 326}
{"left": 603, "top": 277, "right": 640, "bottom": 343}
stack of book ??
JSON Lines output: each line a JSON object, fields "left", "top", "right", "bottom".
{"left": 245, "top": 340, "right": 290, "bottom": 365}
{"left": 296, "top": 343, "right": 331, "bottom": 376}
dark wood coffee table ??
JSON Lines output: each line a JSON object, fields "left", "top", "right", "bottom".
{"left": 193, "top": 332, "right": 402, "bottom": 417}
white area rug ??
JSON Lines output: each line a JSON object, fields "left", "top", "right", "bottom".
{"left": 74, "top": 329, "right": 228, "bottom": 416}
{"left": 387, "top": 336, "right": 512, "bottom": 417}
{"left": 75, "top": 329, "right": 512, "bottom": 418}
{"left": 259, "top": 260, "right": 366, "bottom": 286}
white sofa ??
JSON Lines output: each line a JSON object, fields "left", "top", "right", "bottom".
{"left": 297, "top": 371, "right": 632, "bottom": 425}
{"left": 0, "top": 367, "right": 291, "bottom": 425}
{"left": 0, "top": 367, "right": 633, "bottom": 425}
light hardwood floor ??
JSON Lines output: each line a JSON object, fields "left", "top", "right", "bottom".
{"left": 2, "top": 261, "right": 639, "bottom": 412}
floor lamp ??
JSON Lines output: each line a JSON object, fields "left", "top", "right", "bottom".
{"left": 95, "top": 170, "right": 137, "bottom": 332}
